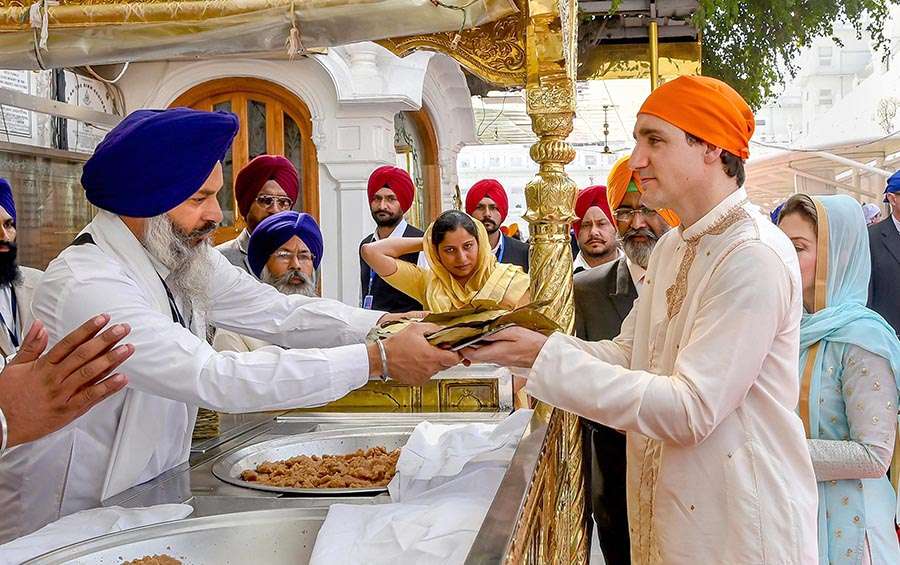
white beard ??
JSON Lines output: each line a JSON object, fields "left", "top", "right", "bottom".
{"left": 143, "top": 214, "right": 214, "bottom": 319}
{"left": 261, "top": 266, "right": 318, "bottom": 297}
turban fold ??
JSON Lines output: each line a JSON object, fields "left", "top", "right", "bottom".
{"left": 573, "top": 185, "right": 613, "bottom": 234}
{"left": 247, "top": 211, "right": 323, "bottom": 277}
{"left": 638, "top": 76, "right": 755, "bottom": 159}
{"left": 82, "top": 108, "right": 238, "bottom": 217}
{"left": 607, "top": 155, "right": 680, "bottom": 227}
{"left": 465, "top": 179, "right": 509, "bottom": 222}
{"left": 235, "top": 155, "right": 300, "bottom": 218}
{"left": 367, "top": 166, "right": 415, "bottom": 212}
{"left": 0, "top": 178, "right": 15, "bottom": 223}
{"left": 884, "top": 170, "right": 900, "bottom": 202}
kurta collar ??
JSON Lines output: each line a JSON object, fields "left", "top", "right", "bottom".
{"left": 235, "top": 228, "right": 250, "bottom": 254}
{"left": 373, "top": 218, "right": 409, "bottom": 241}
{"left": 679, "top": 188, "right": 748, "bottom": 242}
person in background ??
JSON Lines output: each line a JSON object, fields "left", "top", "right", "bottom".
{"left": 572, "top": 185, "right": 619, "bottom": 273}
{"left": 214, "top": 211, "right": 322, "bottom": 353}
{"left": 216, "top": 155, "right": 299, "bottom": 272}
{"left": 868, "top": 170, "right": 900, "bottom": 336}
{"left": 361, "top": 210, "right": 529, "bottom": 313}
{"left": 572, "top": 155, "right": 676, "bottom": 565}
{"left": 862, "top": 202, "right": 882, "bottom": 226}
{"left": 465, "top": 179, "right": 529, "bottom": 271}
{"left": 0, "top": 179, "right": 42, "bottom": 356}
{"left": 359, "top": 166, "right": 426, "bottom": 313}
{"left": 778, "top": 193, "right": 900, "bottom": 565}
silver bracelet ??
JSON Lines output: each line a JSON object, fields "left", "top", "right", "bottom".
{"left": 0, "top": 405, "right": 8, "bottom": 456}
{"left": 376, "top": 339, "right": 390, "bottom": 382}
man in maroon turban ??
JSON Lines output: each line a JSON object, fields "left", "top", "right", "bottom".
{"left": 216, "top": 155, "right": 300, "bottom": 272}
{"left": 359, "top": 166, "right": 425, "bottom": 313}
{"left": 572, "top": 185, "right": 619, "bottom": 273}
{"left": 465, "top": 179, "right": 528, "bottom": 272}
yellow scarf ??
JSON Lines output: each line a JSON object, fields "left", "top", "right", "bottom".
{"left": 421, "top": 216, "right": 530, "bottom": 313}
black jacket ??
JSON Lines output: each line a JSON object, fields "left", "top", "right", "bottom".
{"left": 359, "top": 223, "right": 424, "bottom": 314}
{"left": 499, "top": 234, "right": 529, "bottom": 272}
{"left": 868, "top": 217, "right": 900, "bottom": 336}
{"left": 573, "top": 256, "right": 637, "bottom": 565}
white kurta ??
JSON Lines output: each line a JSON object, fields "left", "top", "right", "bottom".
{"left": 0, "top": 211, "right": 382, "bottom": 542}
{"left": 527, "top": 189, "right": 819, "bottom": 564}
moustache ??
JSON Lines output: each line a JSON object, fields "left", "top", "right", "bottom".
{"left": 623, "top": 228, "right": 658, "bottom": 243}
{"left": 187, "top": 221, "right": 218, "bottom": 240}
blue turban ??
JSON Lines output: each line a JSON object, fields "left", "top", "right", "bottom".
{"left": 884, "top": 170, "right": 900, "bottom": 203}
{"left": 770, "top": 202, "right": 785, "bottom": 223}
{"left": 0, "top": 178, "right": 14, "bottom": 223}
{"left": 82, "top": 108, "right": 239, "bottom": 217}
{"left": 247, "top": 211, "right": 323, "bottom": 278}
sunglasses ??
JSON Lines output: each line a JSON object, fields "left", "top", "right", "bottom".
{"left": 255, "top": 195, "right": 294, "bottom": 210}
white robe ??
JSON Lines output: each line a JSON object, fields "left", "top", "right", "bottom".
{"left": 526, "top": 189, "right": 819, "bottom": 564}
{"left": 0, "top": 211, "right": 382, "bottom": 542}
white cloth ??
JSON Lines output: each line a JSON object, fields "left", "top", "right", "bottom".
{"left": 0, "top": 266, "right": 41, "bottom": 357}
{"left": 372, "top": 218, "right": 428, "bottom": 269}
{"left": 892, "top": 213, "right": 900, "bottom": 237}
{"left": 310, "top": 411, "right": 530, "bottom": 565}
{"left": 527, "top": 189, "right": 819, "bottom": 564}
{"left": 0, "top": 210, "right": 383, "bottom": 543}
{"left": 0, "top": 504, "right": 193, "bottom": 565}
{"left": 212, "top": 328, "right": 274, "bottom": 353}
{"left": 573, "top": 248, "right": 622, "bottom": 273}
{"left": 625, "top": 254, "right": 646, "bottom": 294}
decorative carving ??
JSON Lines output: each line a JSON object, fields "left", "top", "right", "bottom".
{"left": 525, "top": 84, "right": 575, "bottom": 114}
{"left": 379, "top": 13, "right": 526, "bottom": 87}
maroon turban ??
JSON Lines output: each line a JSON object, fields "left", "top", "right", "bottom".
{"left": 367, "top": 166, "right": 415, "bottom": 212}
{"left": 465, "top": 179, "right": 509, "bottom": 222}
{"left": 573, "top": 185, "right": 613, "bottom": 233}
{"left": 235, "top": 155, "right": 299, "bottom": 218}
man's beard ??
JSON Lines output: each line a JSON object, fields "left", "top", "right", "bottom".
{"left": 581, "top": 237, "right": 617, "bottom": 261}
{"left": 372, "top": 209, "right": 403, "bottom": 228}
{"left": 480, "top": 218, "right": 499, "bottom": 235}
{"left": 262, "top": 266, "right": 317, "bottom": 297}
{"left": 0, "top": 242, "right": 21, "bottom": 287}
{"left": 622, "top": 227, "right": 660, "bottom": 269}
{"left": 144, "top": 215, "right": 217, "bottom": 319}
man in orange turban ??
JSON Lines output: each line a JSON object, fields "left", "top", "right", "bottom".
{"left": 462, "top": 75, "right": 818, "bottom": 564}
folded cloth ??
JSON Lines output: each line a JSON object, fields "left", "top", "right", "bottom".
{"left": 0, "top": 504, "right": 193, "bottom": 564}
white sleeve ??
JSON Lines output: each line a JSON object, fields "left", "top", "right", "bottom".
{"left": 205, "top": 250, "right": 383, "bottom": 348}
{"left": 526, "top": 242, "right": 790, "bottom": 446}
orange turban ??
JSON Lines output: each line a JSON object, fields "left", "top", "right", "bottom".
{"left": 606, "top": 155, "right": 680, "bottom": 227}
{"left": 638, "top": 76, "right": 755, "bottom": 159}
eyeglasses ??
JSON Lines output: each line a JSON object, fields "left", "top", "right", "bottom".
{"left": 255, "top": 195, "right": 294, "bottom": 210}
{"left": 273, "top": 250, "right": 314, "bottom": 264}
{"left": 615, "top": 206, "right": 659, "bottom": 222}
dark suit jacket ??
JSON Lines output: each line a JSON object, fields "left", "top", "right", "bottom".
{"left": 359, "top": 224, "right": 424, "bottom": 313}
{"left": 573, "top": 255, "right": 637, "bottom": 565}
{"left": 500, "top": 234, "right": 529, "bottom": 272}
{"left": 868, "top": 217, "right": 900, "bottom": 336}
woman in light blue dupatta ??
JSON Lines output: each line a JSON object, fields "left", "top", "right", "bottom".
{"left": 779, "top": 194, "right": 900, "bottom": 565}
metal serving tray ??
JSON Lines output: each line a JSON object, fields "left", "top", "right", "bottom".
{"left": 24, "top": 508, "right": 327, "bottom": 565}
{"left": 211, "top": 426, "right": 412, "bottom": 495}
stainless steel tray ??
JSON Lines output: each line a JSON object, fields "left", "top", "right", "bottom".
{"left": 24, "top": 508, "right": 327, "bottom": 565}
{"left": 211, "top": 426, "right": 412, "bottom": 495}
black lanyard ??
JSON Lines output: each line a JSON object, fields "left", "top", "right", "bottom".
{"left": 158, "top": 276, "right": 189, "bottom": 330}
{"left": 0, "top": 287, "right": 19, "bottom": 347}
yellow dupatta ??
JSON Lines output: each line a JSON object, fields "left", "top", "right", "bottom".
{"left": 421, "top": 216, "right": 530, "bottom": 313}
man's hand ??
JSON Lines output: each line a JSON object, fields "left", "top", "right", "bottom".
{"left": 0, "top": 314, "right": 134, "bottom": 448}
{"left": 368, "top": 322, "right": 460, "bottom": 386}
{"left": 460, "top": 326, "right": 549, "bottom": 369}
{"left": 376, "top": 311, "right": 429, "bottom": 326}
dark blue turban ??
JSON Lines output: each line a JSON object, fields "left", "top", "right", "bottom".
{"left": 247, "top": 211, "right": 323, "bottom": 278}
{"left": 0, "top": 178, "right": 15, "bottom": 223}
{"left": 82, "top": 108, "right": 239, "bottom": 217}
{"left": 770, "top": 202, "right": 785, "bottom": 223}
{"left": 884, "top": 170, "right": 900, "bottom": 203}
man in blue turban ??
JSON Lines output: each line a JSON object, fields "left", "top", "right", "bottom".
{"left": 215, "top": 211, "right": 323, "bottom": 353}
{"left": 0, "top": 108, "right": 460, "bottom": 542}
{"left": 0, "top": 178, "right": 42, "bottom": 357}
{"left": 868, "top": 169, "right": 900, "bottom": 335}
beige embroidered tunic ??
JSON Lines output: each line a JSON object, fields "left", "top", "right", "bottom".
{"left": 527, "top": 189, "right": 819, "bottom": 564}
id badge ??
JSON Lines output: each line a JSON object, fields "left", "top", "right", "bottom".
{"left": 363, "top": 295, "right": 374, "bottom": 309}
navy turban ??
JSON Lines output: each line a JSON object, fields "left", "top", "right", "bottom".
{"left": 0, "top": 178, "right": 15, "bottom": 223}
{"left": 82, "top": 108, "right": 239, "bottom": 217}
{"left": 247, "top": 211, "right": 323, "bottom": 278}
{"left": 884, "top": 170, "right": 900, "bottom": 202}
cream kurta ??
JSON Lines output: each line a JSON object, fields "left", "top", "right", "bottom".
{"left": 527, "top": 189, "right": 818, "bottom": 564}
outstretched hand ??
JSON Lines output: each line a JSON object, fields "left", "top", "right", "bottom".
{"left": 460, "top": 326, "right": 549, "bottom": 369}
{"left": 377, "top": 322, "right": 461, "bottom": 386}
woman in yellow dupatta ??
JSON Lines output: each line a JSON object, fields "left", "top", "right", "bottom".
{"left": 361, "top": 210, "right": 530, "bottom": 312}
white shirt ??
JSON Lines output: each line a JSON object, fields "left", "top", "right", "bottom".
{"left": 0, "top": 285, "right": 14, "bottom": 344}
{"left": 625, "top": 255, "right": 646, "bottom": 294}
{"left": 892, "top": 213, "right": 900, "bottom": 237}
{"left": 372, "top": 218, "right": 428, "bottom": 269}
{"left": 573, "top": 248, "right": 622, "bottom": 273}
{"left": 0, "top": 211, "right": 383, "bottom": 542}
{"left": 527, "top": 189, "right": 818, "bottom": 564}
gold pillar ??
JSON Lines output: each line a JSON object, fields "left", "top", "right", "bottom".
{"left": 649, "top": 19, "right": 660, "bottom": 90}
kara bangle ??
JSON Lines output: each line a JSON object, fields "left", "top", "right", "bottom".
{"left": 0, "top": 405, "right": 8, "bottom": 456}
{"left": 376, "top": 338, "right": 390, "bottom": 382}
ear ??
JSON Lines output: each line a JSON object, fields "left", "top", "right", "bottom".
{"left": 703, "top": 143, "right": 723, "bottom": 165}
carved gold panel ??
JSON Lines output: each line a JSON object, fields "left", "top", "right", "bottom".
{"left": 291, "top": 378, "right": 501, "bottom": 413}
{"left": 579, "top": 41, "right": 702, "bottom": 81}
